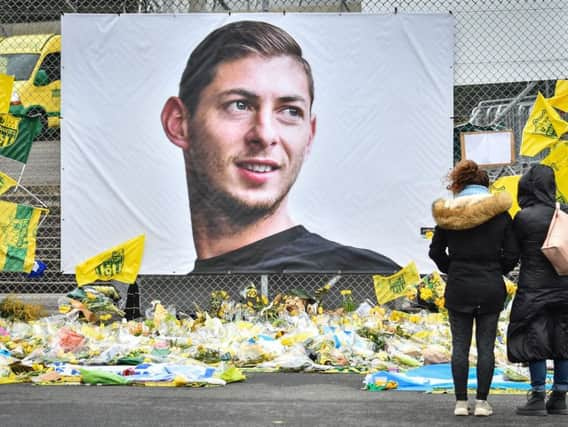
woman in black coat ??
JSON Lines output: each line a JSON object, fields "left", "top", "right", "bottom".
{"left": 429, "top": 160, "right": 519, "bottom": 417}
{"left": 507, "top": 164, "right": 568, "bottom": 416}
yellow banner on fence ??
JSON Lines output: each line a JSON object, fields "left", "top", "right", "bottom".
{"left": 373, "top": 261, "right": 420, "bottom": 305}
{"left": 75, "top": 234, "right": 145, "bottom": 286}
{"left": 0, "top": 200, "right": 48, "bottom": 273}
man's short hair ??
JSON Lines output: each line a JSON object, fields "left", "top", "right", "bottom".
{"left": 179, "top": 20, "right": 315, "bottom": 115}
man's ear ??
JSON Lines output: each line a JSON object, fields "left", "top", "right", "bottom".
{"left": 305, "top": 114, "right": 317, "bottom": 156}
{"left": 161, "top": 96, "right": 190, "bottom": 149}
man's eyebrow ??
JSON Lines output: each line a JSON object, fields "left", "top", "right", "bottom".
{"left": 218, "top": 88, "right": 258, "bottom": 100}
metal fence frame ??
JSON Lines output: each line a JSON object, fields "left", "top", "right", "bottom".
{"left": 0, "top": 0, "right": 564, "bottom": 312}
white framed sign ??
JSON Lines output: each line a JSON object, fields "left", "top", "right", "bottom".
{"left": 460, "top": 130, "right": 515, "bottom": 167}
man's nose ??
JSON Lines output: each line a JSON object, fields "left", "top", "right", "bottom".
{"left": 247, "top": 109, "right": 278, "bottom": 147}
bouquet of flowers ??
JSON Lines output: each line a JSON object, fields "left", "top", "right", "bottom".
{"left": 416, "top": 271, "right": 446, "bottom": 312}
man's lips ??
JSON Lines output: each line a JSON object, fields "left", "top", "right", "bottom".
{"left": 235, "top": 160, "right": 280, "bottom": 184}
{"left": 235, "top": 160, "right": 280, "bottom": 173}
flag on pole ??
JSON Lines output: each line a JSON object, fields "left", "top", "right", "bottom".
{"left": 0, "top": 171, "right": 17, "bottom": 195}
{"left": 0, "top": 113, "right": 41, "bottom": 163}
{"left": 0, "top": 74, "right": 14, "bottom": 114}
{"left": 490, "top": 175, "right": 521, "bottom": 217}
{"left": 373, "top": 261, "right": 420, "bottom": 305}
{"left": 0, "top": 200, "right": 48, "bottom": 272}
{"left": 520, "top": 93, "right": 567, "bottom": 157}
{"left": 75, "top": 234, "right": 145, "bottom": 286}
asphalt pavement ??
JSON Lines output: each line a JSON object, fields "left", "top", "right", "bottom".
{"left": 1, "top": 372, "right": 566, "bottom": 427}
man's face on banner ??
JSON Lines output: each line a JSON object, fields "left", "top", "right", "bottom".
{"left": 185, "top": 54, "right": 316, "bottom": 216}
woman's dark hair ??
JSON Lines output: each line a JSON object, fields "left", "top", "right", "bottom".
{"left": 179, "top": 20, "right": 314, "bottom": 116}
{"left": 447, "top": 160, "right": 489, "bottom": 194}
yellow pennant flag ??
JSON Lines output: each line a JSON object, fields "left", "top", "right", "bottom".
{"left": 0, "top": 201, "right": 48, "bottom": 272}
{"left": 75, "top": 234, "right": 145, "bottom": 286}
{"left": 0, "top": 171, "right": 17, "bottom": 195}
{"left": 0, "top": 74, "right": 14, "bottom": 114}
{"left": 490, "top": 175, "right": 521, "bottom": 217}
{"left": 521, "top": 92, "right": 566, "bottom": 157}
{"left": 373, "top": 261, "right": 420, "bottom": 305}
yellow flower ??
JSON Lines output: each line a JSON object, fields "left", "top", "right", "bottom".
{"left": 261, "top": 295, "right": 269, "bottom": 305}
{"left": 419, "top": 287, "right": 433, "bottom": 301}
{"left": 405, "top": 287, "right": 417, "bottom": 299}
{"left": 434, "top": 297, "right": 445, "bottom": 308}
{"left": 340, "top": 289, "right": 352, "bottom": 296}
{"left": 86, "top": 292, "right": 96, "bottom": 300}
{"left": 425, "top": 231, "right": 434, "bottom": 240}
{"left": 59, "top": 305, "right": 71, "bottom": 314}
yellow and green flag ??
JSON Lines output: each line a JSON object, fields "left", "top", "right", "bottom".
{"left": 75, "top": 234, "right": 145, "bottom": 286}
{"left": 0, "top": 112, "right": 41, "bottom": 163}
{"left": 542, "top": 142, "right": 568, "bottom": 204}
{"left": 0, "top": 171, "right": 17, "bottom": 195}
{"left": 373, "top": 261, "right": 420, "bottom": 305}
{"left": 490, "top": 175, "right": 521, "bottom": 217}
{"left": 0, "top": 200, "right": 48, "bottom": 272}
{"left": 0, "top": 74, "right": 14, "bottom": 114}
{"left": 521, "top": 92, "right": 567, "bottom": 157}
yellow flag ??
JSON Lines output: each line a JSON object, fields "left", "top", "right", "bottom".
{"left": 75, "top": 234, "right": 145, "bottom": 286}
{"left": 541, "top": 142, "right": 568, "bottom": 203}
{"left": 490, "top": 175, "right": 521, "bottom": 217}
{"left": 0, "top": 171, "right": 17, "bottom": 195}
{"left": 555, "top": 80, "right": 568, "bottom": 97}
{"left": 0, "top": 201, "right": 48, "bottom": 272}
{"left": 521, "top": 93, "right": 566, "bottom": 156}
{"left": 0, "top": 74, "right": 14, "bottom": 114}
{"left": 542, "top": 144, "right": 568, "bottom": 204}
{"left": 554, "top": 167, "right": 568, "bottom": 204}
{"left": 373, "top": 261, "right": 420, "bottom": 305}
{"left": 549, "top": 89, "right": 568, "bottom": 113}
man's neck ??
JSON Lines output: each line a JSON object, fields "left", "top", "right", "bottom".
{"left": 191, "top": 206, "right": 295, "bottom": 260}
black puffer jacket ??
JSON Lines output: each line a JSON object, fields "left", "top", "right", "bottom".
{"left": 507, "top": 164, "right": 568, "bottom": 363}
{"left": 429, "top": 191, "right": 519, "bottom": 314}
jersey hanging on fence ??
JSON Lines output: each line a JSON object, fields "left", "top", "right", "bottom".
{"left": 0, "top": 113, "right": 41, "bottom": 163}
{"left": 0, "top": 200, "right": 48, "bottom": 273}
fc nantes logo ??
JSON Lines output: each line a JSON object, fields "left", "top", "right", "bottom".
{"left": 95, "top": 249, "right": 125, "bottom": 279}
{"left": 531, "top": 110, "right": 556, "bottom": 137}
{"left": 0, "top": 114, "right": 20, "bottom": 148}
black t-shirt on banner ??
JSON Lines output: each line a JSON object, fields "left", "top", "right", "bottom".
{"left": 191, "top": 225, "right": 400, "bottom": 273}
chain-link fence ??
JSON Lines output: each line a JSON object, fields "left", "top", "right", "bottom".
{"left": 0, "top": 1, "right": 565, "bottom": 312}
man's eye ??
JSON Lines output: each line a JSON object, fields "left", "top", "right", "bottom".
{"left": 283, "top": 107, "right": 302, "bottom": 118}
{"left": 235, "top": 100, "right": 247, "bottom": 110}
{"left": 228, "top": 100, "right": 249, "bottom": 111}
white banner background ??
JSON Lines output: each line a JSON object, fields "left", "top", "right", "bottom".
{"left": 61, "top": 13, "right": 453, "bottom": 274}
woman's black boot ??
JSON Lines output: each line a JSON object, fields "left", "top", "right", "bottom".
{"left": 516, "top": 391, "right": 547, "bottom": 416}
{"left": 546, "top": 391, "right": 568, "bottom": 415}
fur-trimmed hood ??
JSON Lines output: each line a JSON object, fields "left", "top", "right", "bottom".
{"left": 432, "top": 191, "right": 512, "bottom": 230}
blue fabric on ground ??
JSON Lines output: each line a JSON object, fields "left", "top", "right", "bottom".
{"left": 366, "top": 363, "right": 541, "bottom": 392}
